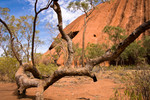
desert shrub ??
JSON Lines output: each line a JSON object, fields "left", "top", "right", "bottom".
{"left": 37, "top": 63, "right": 58, "bottom": 76}
{"left": 34, "top": 53, "right": 43, "bottom": 65}
{"left": 86, "top": 43, "right": 104, "bottom": 59}
{"left": 111, "top": 70, "right": 150, "bottom": 100}
{"left": 124, "top": 70, "right": 150, "bottom": 100}
{"left": 0, "top": 57, "right": 19, "bottom": 82}
{"left": 72, "top": 43, "right": 82, "bottom": 66}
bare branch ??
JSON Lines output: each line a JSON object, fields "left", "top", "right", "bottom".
{"left": 31, "top": 0, "right": 52, "bottom": 66}
{"left": 49, "top": 31, "right": 79, "bottom": 50}
{"left": 34, "top": 0, "right": 38, "bottom": 13}
{"left": 13, "top": 33, "right": 28, "bottom": 56}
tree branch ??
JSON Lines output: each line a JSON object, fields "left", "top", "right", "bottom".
{"left": 30, "top": 0, "right": 53, "bottom": 79}
{"left": 31, "top": 0, "right": 52, "bottom": 66}
{"left": 52, "top": 1, "right": 74, "bottom": 67}
{"left": 44, "top": 67, "right": 97, "bottom": 90}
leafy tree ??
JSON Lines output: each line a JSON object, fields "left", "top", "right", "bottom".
{"left": 103, "top": 26, "right": 126, "bottom": 66}
{"left": 0, "top": 7, "right": 11, "bottom": 57}
{"left": 0, "top": 7, "right": 44, "bottom": 62}
{"left": 0, "top": 57, "right": 19, "bottom": 81}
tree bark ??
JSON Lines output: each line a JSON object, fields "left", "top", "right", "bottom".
{"left": 82, "top": 17, "right": 87, "bottom": 67}
{"left": 52, "top": 1, "right": 74, "bottom": 67}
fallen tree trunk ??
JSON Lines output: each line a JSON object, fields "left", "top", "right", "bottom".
{"left": 15, "top": 63, "right": 97, "bottom": 100}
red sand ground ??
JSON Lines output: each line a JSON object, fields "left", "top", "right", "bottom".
{"left": 0, "top": 76, "right": 122, "bottom": 100}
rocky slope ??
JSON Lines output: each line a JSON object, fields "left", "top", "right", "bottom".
{"left": 43, "top": 0, "right": 150, "bottom": 65}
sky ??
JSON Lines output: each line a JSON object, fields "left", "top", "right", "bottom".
{"left": 0, "top": 0, "right": 83, "bottom": 55}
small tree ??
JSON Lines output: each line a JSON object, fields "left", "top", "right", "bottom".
{"left": 68, "top": 0, "right": 99, "bottom": 67}
{"left": 103, "top": 26, "right": 126, "bottom": 66}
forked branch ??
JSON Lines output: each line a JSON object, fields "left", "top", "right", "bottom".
{"left": 31, "top": 0, "right": 52, "bottom": 66}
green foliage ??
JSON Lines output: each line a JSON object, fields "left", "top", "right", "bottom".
{"left": 72, "top": 43, "right": 82, "bottom": 66}
{"left": 37, "top": 63, "right": 58, "bottom": 76}
{"left": 34, "top": 53, "right": 43, "bottom": 65}
{"left": 0, "top": 7, "right": 10, "bottom": 20}
{"left": 0, "top": 57, "right": 19, "bottom": 82}
{"left": 67, "top": 0, "right": 99, "bottom": 13}
{"left": 73, "top": 43, "right": 82, "bottom": 57}
{"left": 55, "top": 46, "right": 61, "bottom": 55}
{"left": 103, "top": 26, "right": 149, "bottom": 65}
{"left": 86, "top": 43, "right": 104, "bottom": 59}
{"left": 0, "top": 7, "right": 43, "bottom": 62}
{"left": 103, "top": 26, "right": 126, "bottom": 47}
{"left": 143, "top": 36, "right": 150, "bottom": 56}
{"left": 120, "top": 41, "right": 146, "bottom": 65}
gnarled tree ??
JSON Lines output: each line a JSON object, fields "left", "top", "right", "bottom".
{"left": 0, "top": 0, "right": 150, "bottom": 100}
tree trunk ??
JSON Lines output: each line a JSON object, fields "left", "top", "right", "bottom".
{"left": 82, "top": 17, "right": 87, "bottom": 67}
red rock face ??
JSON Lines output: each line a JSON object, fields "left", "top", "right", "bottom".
{"left": 43, "top": 0, "right": 150, "bottom": 65}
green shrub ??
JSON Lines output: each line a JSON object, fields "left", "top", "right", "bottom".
{"left": 72, "top": 43, "right": 82, "bottom": 66}
{"left": 37, "top": 63, "right": 58, "bottom": 76}
{"left": 86, "top": 43, "right": 104, "bottom": 59}
{"left": 0, "top": 57, "right": 19, "bottom": 82}
{"left": 143, "top": 36, "right": 150, "bottom": 64}
{"left": 120, "top": 41, "right": 147, "bottom": 65}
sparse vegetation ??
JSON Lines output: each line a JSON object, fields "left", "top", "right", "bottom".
{"left": 108, "top": 65, "right": 150, "bottom": 100}
{"left": 124, "top": 70, "right": 150, "bottom": 100}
